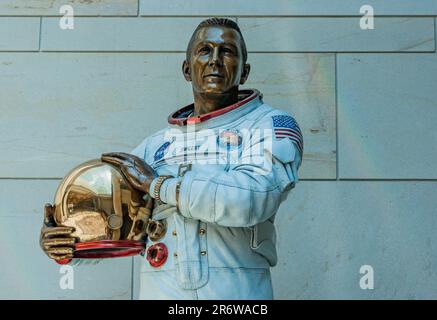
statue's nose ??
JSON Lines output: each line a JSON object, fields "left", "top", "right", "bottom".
{"left": 209, "top": 47, "right": 222, "bottom": 66}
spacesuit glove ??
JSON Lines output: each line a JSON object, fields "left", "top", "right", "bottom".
{"left": 40, "top": 203, "right": 77, "bottom": 263}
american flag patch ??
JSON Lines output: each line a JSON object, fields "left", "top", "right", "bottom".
{"left": 272, "top": 115, "right": 304, "bottom": 155}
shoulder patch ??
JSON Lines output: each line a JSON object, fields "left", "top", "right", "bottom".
{"left": 271, "top": 115, "right": 303, "bottom": 155}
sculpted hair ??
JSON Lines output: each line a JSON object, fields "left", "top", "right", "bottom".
{"left": 186, "top": 17, "right": 248, "bottom": 64}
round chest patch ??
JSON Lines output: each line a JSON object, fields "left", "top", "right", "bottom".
{"left": 154, "top": 141, "right": 171, "bottom": 162}
{"left": 217, "top": 129, "right": 243, "bottom": 150}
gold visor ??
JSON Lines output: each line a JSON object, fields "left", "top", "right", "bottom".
{"left": 53, "top": 159, "right": 151, "bottom": 243}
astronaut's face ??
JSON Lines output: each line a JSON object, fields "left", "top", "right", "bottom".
{"left": 183, "top": 26, "right": 249, "bottom": 95}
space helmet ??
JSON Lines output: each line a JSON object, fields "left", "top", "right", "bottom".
{"left": 52, "top": 159, "right": 151, "bottom": 246}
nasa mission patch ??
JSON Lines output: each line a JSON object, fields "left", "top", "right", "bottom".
{"left": 154, "top": 141, "right": 172, "bottom": 162}
{"left": 216, "top": 129, "right": 243, "bottom": 150}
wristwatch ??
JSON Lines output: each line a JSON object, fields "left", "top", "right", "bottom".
{"left": 153, "top": 175, "right": 173, "bottom": 205}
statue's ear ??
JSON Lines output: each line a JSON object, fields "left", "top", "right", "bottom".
{"left": 240, "top": 63, "right": 250, "bottom": 85}
{"left": 182, "top": 60, "right": 191, "bottom": 81}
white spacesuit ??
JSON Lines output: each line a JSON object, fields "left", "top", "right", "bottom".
{"left": 132, "top": 89, "right": 303, "bottom": 299}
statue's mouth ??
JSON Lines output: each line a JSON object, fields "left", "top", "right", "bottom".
{"left": 204, "top": 73, "right": 224, "bottom": 78}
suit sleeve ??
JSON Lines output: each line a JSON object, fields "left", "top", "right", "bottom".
{"left": 160, "top": 113, "right": 303, "bottom": 227}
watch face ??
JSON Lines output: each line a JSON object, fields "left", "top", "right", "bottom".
{"left": 54, "top": 159, "right": 147, "bottom": 243}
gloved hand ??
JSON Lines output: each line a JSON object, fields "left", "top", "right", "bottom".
{"left": 40, "top": 203, "right": 77, "bottom": 263}
{"left": 101, "top": 152, "right": 157, "bottom": 194}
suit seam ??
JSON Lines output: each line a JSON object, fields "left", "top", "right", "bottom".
{"left": 195, "top": 177, "right": 280, "bottom": 193}
{"left": 212, "top": 182, "right": 218, "bottom": 223}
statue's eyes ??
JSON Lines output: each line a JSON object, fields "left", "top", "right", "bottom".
{"left": 199, "top": 46, "right": 210, "bottom": 54}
